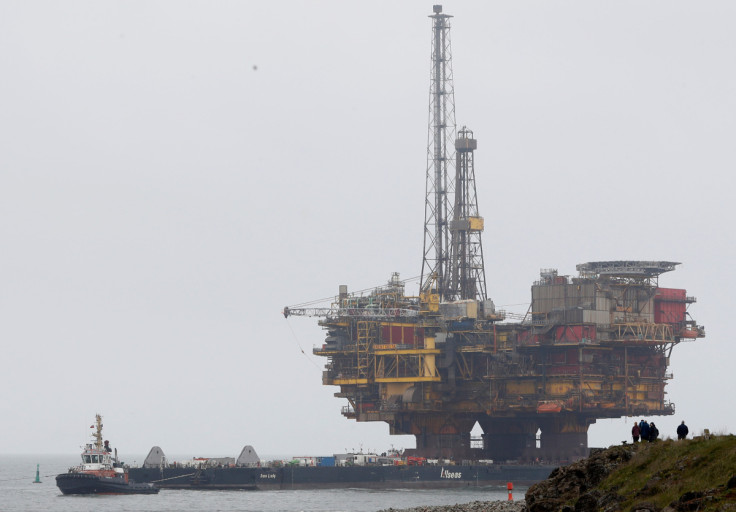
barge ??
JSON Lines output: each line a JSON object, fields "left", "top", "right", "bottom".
{"left": 127, "top": 445, "right": 555, "bottom": 490}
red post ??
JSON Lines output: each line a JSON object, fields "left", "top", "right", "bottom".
{"left": 507, "top": 481, "right": 513, "bottom": 501}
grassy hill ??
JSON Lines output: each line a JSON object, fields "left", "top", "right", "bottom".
{"left": 526, "top": 434, "right": 736, "bottom": 511}
{"left": 602, "top": 435, "right": 736, "bottom": 510}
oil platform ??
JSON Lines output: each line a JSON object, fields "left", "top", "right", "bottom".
{"left": 284, "top": 6, "right": 705, "bottom": 462}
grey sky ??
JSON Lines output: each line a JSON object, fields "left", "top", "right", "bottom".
{"left": 1, "top": 1, "right": 734, "bottom": 457}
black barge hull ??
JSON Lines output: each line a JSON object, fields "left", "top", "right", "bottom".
{"left": 128, "top": 464, "right": 555, "bottom": 490}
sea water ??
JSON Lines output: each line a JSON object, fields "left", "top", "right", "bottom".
{"left": 0, "top": 455, "right": 524, "bottom": 512}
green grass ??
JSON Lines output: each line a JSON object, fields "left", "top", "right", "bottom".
{"left": 600, "top": 435, "right": 736, "bottom": 510}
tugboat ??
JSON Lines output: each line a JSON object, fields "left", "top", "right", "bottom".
{"left": 56, "top": 414, "right": 159, "bottom": 495}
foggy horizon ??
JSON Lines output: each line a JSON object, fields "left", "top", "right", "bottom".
{"left": 2, "top": 2, "right": 733, "bottom": 458}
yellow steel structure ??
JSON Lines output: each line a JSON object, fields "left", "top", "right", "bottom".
{"left": 299, "top": 264, "right": 705, "bottom": 462}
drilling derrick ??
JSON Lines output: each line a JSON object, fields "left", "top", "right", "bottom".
{"left": 449, "top": 127, "right": 486, "bottom": 301}
{"left": 284, "top": 6, "right": 705, "bottom": 463}
{"left": 422, "top": 5, "right": 457, "bottom": 300}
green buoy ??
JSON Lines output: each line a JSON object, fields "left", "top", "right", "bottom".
{"left": 33, "top": 464, "right": 41, "bottom": 483}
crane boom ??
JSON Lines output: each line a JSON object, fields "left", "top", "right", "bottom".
{"left": 283, "top": 306, "right": 419, "bottom": 320}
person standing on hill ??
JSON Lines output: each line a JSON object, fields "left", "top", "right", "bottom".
{"left": 677, "top": 421, "right": 689, "bottom": 440}
{"left": 649, "top": 422, "right": 659, "bottom": 442}
{"left": 640, "top": 420, "right": 650, "bottom": 442}
{"left": 632, "top": 422, "right": 640, "bottom": 443}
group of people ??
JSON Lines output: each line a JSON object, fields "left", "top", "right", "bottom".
{"left": 631, "top": 419, "right": 689, "bottom": 443}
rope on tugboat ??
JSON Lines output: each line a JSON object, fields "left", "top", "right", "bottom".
{"left": 149, "top": 472, "right": 197, "bottom": 483}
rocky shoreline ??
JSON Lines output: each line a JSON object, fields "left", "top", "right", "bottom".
{"left": 378, "top": 500, "right": 526, "bottom": 512}
{"left": 379, "top": 436, "right": 736, "bottom": 512}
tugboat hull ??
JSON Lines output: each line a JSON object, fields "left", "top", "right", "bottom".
{"left": 56, "top": 473, "right": 159, "bottom": 495}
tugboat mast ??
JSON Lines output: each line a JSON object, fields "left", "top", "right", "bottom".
{"left": 92, "top": 414, "right": 103, "bottom": 451}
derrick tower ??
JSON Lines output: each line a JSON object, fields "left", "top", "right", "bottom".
{"left": 284, "top": 6, "right": 705, "bottom": 463}
{"left": 421, "top": 5, "right": 486, "bottom": 303}
{"left": 449, "top": 127, "right": 486, "bottom": 301}
{"left": 421, "top": 5, "right": 457, "bottom": 300}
